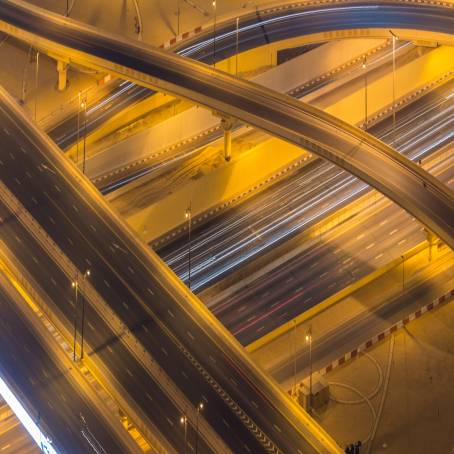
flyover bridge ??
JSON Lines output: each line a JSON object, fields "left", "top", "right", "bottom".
{"left": 0, "top": 0, "right": 452, "bottom": 452}
{"left": 0, "top": 0, "right": 452, "bottom": 247}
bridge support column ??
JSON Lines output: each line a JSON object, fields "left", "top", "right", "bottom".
{"left": 221, "top": 117, "right": 235, "bottom": 162}
{"left": 424, "top": 228, "right": 438, "bottom": 261}
{"left": 57, "top": 60, "right": 68, "bottom": 91}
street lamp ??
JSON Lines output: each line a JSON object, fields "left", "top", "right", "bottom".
{"left": 195, "top": 402, "right": 204, "bottom": 454}
{"left": 80, "top": 269, "right": 90, "bottom": 359}
{"left": 185, "top": 203, "right": 192, "bottom": 290}
{"left": 180, "top": 414, "right": 188, "bottom": 454}
{"left": 72, "top": 279, "right": 79, "bottom": 361}
{"left": 212, "top": 0, "right": 217, "bottom": 66}
{"left": 72, "top": 269, "right": 91, "bottom": 361}
{"left": 305, "top": 327, "right": 313, "bottom": 413}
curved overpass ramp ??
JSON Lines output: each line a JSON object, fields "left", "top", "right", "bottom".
{"left": 176, "top": 0, "right": 454, "bottom": 60}
{"left": 0, "top": 0, "right": 452, "bottom": 250}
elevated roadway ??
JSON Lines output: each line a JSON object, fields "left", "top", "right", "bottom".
{"left": 0, "top": 281, "right": 130, "bottom": 453}
{"left": 0, "top": 83, "right": 338, "bottom": 454}
{"left": 0, "top": 0, "right": 452, "bottom": 247}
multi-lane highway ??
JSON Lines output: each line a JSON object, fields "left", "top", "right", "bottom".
{"left": 0, "top": 283, "right": 128, "bottom": 453}
{"left": 159, "top": 80, "right": 454, "bottom": 292}
{"left": 0, "top": 82, "right": 339, "bottom": 453}
{"left": 1, "top": 0, "right": 453, "bottom": 250}
{"left": 43, "top": 0, "right": 453, "bottom": 151}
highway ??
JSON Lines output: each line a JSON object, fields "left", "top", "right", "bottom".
{"left": 43, "top": 0, "right": 453, "bottom": 151}
{"left": 1, "top": 0, "right": 453, "bottom": 250}
{"left": 0, "top": 85, "right": 339, "bottom": 454}
{"left": 98, "top": 39, "right": 415, "bottom": 195}
{"left": 159, "top": 80, "right": 454, "bottom": 292}
{"left": 0, "top": 283, "right": 128, "bottom": 453}
{"left": 267, "top": 246, "right": 454, "bottom": 389}
{"left": 210, "top": 143, "right": 454, "bottom": 345}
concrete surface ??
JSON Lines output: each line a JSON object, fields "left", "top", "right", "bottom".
{"left": 316, "top": 298, "right": 454, "bottom": 453}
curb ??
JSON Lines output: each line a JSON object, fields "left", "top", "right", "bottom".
{"left": 290, "top": 288, "right": 454, "bottom": 394}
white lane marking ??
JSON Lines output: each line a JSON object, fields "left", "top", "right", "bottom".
{"left": 147, "top": 287, "right": 154, "bottom": 295}
{"left": 166, "top": 417, "right": 174, "bottom": 427}
{"left": 128, "top": 266, "right": 135, "bottom": 274}
{"left": 49, "top": 216, "right": 56, "bottom": 225}
{"left": 146, "top": 392, "right": 153, "bottom": 401}
{"left": 50, "top": 277, "right": 57, "bottom": 286}
{"left": 256, "top": 325, "right": 265, "bottom": 333}
{"left": 319, "top": 272, "right": 328, "bottom": 278}
{"left": 237, "top": 305, "right": 246, "bottom": 312}
{"left": 247, "top": 315, "right": 256, "bottom": 322}
{"left": 167, "top": 309, "right": 175, "bottom": 318}
{"left": 379, "top": 219, "right": 388, "bottom": 226}
{"left": 72, "top": 204, "right": 79, "bottom": 212}
{"left": 32, "top": 256, "right": 39, "bottom": 264}
{"left": 222, "top": 418, "right": 230, "bottom": 428}
{"left": 356, "top": 233, "right": 365, "bottom": 240}
{"left": 126, "top": 368, "right": 133, "bottom": 377}
{"left": 389, "top": 229, "right": 398, "bottom": 235}
{"left": 187, "top": 331, "right": 195, "bottom": 340}
{"left": 122, "top": 301, "right": 129, "bottom": 310}
{"left": 366, "top": 242, "right": 375, "bottom": 250}
{"left": 13, "top": 177, "right": 20, "bottom": 185}
{"left": 309, "top": 261, "right": 318, "bottom": 269}
{"left": 107, "top": 345, "right": 113, "bottom": 354}
{"left": 3, "top": 128, "right": 10, "bottom": 135}
{"left": 398, "top": 239, "right": 406, "bottom": 245}
{"left": 104, "top": 279, "right": 110, "bottom": 288}
{"left": 88, "top": 322, "right": 95, "bottom": 331}
{"left": 273, "top": 424, "right": 282, "bottom": 433}
{"left": 142, "top": 324, "right": 149, "bottom": 333}
{"left": 54, "top": 184, "right": 61, "bottom": 192}
{"left": 14, "top": 235, "right": 21, "bottom": 243}
{"left": 375, "top": 253, "right": 384, "bottom": 260}
{"left": 90, "top": 224, "right": 96, "bottom": 232}
{"left": 25, "top": 171, "right": 32, "bottom": 179}
{"left": 161, "top": 347, "right": 168, "bottom": 356}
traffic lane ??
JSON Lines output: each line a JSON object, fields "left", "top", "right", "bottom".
{"left": 0, "top": 178, "right": 266, "bottom": 453}
{"left": 159, "top": 83, "right": 454, "bottom": 289}
{"left": 0, "top": 105, "right": 319, "bottom": 451}
{"left": 48, "top": 83, "right": 152, "bottom": 150}
{"left": 0, "top": 286, "right": 123, "bottom": 454}
{"left": 270, "top": 262, "right": 454, "bottom": 385}
{"left": 215, "top": 158, "right": 453, "bottom": 346}
{"left": 226, "top": 206, "right": 425, "bottom": 344}
{"left": 0, "top": 202, "right": 218, "bottom": 454}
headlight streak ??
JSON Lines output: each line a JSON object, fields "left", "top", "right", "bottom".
{"left": 165, "top": 93, "right": 453, "bottom": 291}
{"left": 0, "top": 376, "right": 58, "bottom": 454}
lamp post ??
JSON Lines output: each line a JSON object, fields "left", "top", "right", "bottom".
{"left": 185, "top": 203, "right": 192, "bottom": 290}
{"left": 212, "top": 0, "right": 217, "bottom": 66}
{"left": 195, "top": 402, "right": 204, "bottom": 454}
{"left": 72, "top": 278, "right": 79, "bottom": 361}
{"left": 305, "top": 327, "right": 313, "bottom": 413}
{"left": 72, "top": 269, "right": 90, "bottom": 361}
{"left": 180, "top": 414, "right": 188, "bottom": 454}
{"left": 80, "top": 269, "right": 90, "bottom": 359}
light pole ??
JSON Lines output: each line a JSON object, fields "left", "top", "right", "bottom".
{"left": 82, "top": 97, "right": 87, "bottom": 175}
{"left": 180, "top": 414, "right": 188, "bottom": 454}
{"left": 362, "top": 57, "right": 368, "bottom": 131}
{"left": 195, "top": 402, "right": 204, "bottom": 454}
{"left": 72, "top": 269, "right": 90, "bottom": 361}
{"left": 185, "top": 203, "right": 192, "bottom": 290}
{"left": 72, "top": 278, "right": 79, "bottom": 361}
{"left": 305, "top": 327, "right": 313, "bottom": 413}
{"left": 212, "top": 0, "right": 217, "bottom": 67}
{"left": 389, "top": 31, "right": 398, "bottom": 144}
{"left": 80, "top": 269, "right": 90, "bottom": 359}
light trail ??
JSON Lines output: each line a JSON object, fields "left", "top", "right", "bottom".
{"left": 0, "top": 375, "right": 58, "bottom": 454}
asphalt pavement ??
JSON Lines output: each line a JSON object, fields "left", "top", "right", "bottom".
{"left": 0, "top": 86, "right": 327, "bottom": 453}
{"left": 0, "top": 284, "right": 127, "bottom": 453}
